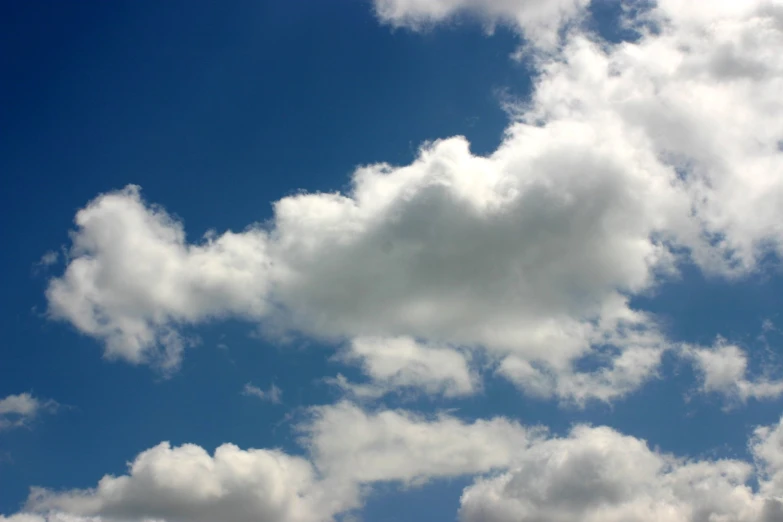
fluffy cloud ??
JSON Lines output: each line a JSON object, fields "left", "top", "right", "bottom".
{"left": 0, "top": 393, "right": 58, "bottom": 431}
{"left": 45, "top": 185, "right": 271, "bottom": 369}
{"left": 303, "top": 402, "right": 532, "bottom": 485}
{"left": 524, "top": 0, "right": 783, "bottom": 274}
{"left": 46, "top": 121, "right": 674, "bottom": 401}
{"left": 459, "top": 420, "right": 783, "bottom": 522}
{"left": 4, "top": 402, "right": 532, "bottom": 521}
{"left": 44, "top": 0, "right": 783, "bottom": 405}
{"left": 684, "top": 342, "right": 783, "bottom": 404}
{"left": 21, "top": 442, "right": 357, "bottom": 522}
{"left": 330, "top": 337, "right": 476, "bottom": 398}
{"left": 373, "top": 0, "right": 589, "bottom": 49}
{"left": 10, "top": 409, "right": 783, "bottom": 522}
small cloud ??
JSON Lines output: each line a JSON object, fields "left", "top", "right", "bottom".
{"left": 38, "top": 250, "right": 59, "bottom": 267}
{"left": 242, "top": 383, "right": 282, "bottom": 404}
{"left": 32, "top": 250, "right": 60, "bottom": 275}
{"left": 217, "top": 343, "right": 229, "bottom": 350}
{"left": 0, "top": 392, "right": 59, "bottom": 431}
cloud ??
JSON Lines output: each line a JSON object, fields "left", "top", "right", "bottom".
{"left": 373, "top": 0, "right": 590, "bottom": 49}
{"left": 330, "top": 337, "right": 477, "bottom": 399}
{"left": 242, "top": 383, "right": 283, "bottom": 404}
{"left": 0, "top": 393, "right": 59, "bottom": 431}
{"left": 37, "top": 251, "right": 59, "bottom": 268}
{"left": 21, "top": 442, "right": 358, "bottom": 522}
{"left": 303, "top": 401, "right": 533, "bottom": 485}
{"left": 684, "top": 342, "right": 783, "bottom": 404}
{"left": 45, "top": 185, "right": 271, "bottom": 370}
{"left": 10, "top": 408, "right": 783, "bottom": 522}
{"left": 44, "top": 0, "right": 783, "bottom": 405}
{"left": 6, "top": 401, "right": 532, "bottom": 521}
{"left": 520, "top": 0, "right": 783, "bottom": 275}
{"left": 459, "top": 420, "right": 783, "bottom": 522}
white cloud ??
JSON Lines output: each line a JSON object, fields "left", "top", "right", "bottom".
{"left": 331, "top": 337, "right": 476, "bottom": 399}
{"left": 10, "top": 409, "right": 783, "bottom": 522}
{"left": 45, "top": 185, "right": 271, "bottom": 370}
{"left": 303, "top": 402, "right": 533, "bottom": 485}
{"left": 373, "top": 0, "right": 589, "bottom": 50}
{"left": 2, "top": 401, "right": 533, "bottom": 521}
{"left": 459, "top": 422, "right": 783, "bottom": 522}
{"left": 37, "top": 251, "right": 59, "bottom": 268}
{"left": 684, "top": 342, "right": 783, "bottom": 403}
{"left": 44, "top": 0, "right": 783, "bottom": 405}
{"left": 21, "top": 441, "right": 357, "bottom": 522}
{"left": 522, "top": 0, "right": 783, "bottom": 275}
{"left": 242, "top": 382, "right": 283, "bottom": 404}
{"left": 0, "top": 393, "right": 58, "bottom": 431}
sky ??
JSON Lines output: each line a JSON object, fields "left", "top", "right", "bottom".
{"left": 2, "top": 0, "right": 783, "bottom": 521}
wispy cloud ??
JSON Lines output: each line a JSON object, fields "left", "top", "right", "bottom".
{"left": 0, "top": 392, "right": 59, "bottom": 431}
{"left": 242, "top": 383, "right": 282, "bottom": 404}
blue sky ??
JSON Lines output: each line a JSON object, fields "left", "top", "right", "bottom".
{"left": 2, "top": 1, "right": 783, "bottom": 521}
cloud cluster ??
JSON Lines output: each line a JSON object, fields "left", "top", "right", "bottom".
{"left": 4, "top": 402, "right": 532, "bottom": 522}
{"left": 43, "top": 0, "right": 783, "bottom": 406}
{"left": 459, "top": 419, "right": 783, "bottom": 522}
{"left": 7, "top": 404, "right": 783, "bottom": 522}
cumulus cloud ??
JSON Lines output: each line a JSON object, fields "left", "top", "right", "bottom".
{"left": 45, "top": 185, "right": 271, "bottom": 369}
{"left": 242, "top": 382, "right": 283, "bottom": 404}
{"left": 684, "top": 342, "right": 783, "bottom": 404}
{"left": 44, "top": 0, "right": 783, "bottom": 405}
{"left": 4, "top": 402, "right": 533, "bottom": 521}
{"left": 330, "top": 337, "right": 476, "bottom": 399}
{"left": 459, "top": 420, "right": 783, "bottom": 522}
{"left": 303, "top": 402, "right": 533, "bottom": 485}
{"left": 9, "top": 409, "right": 783, "bottom": 522}
{"left": 0, "top": 393, "right": 59, "bottom": 431}
{"left": 21, "top": 441, "right": 357, "bottom": 522}
{"left": 523, "top": 0, "right": 783, "bottom": 274}
{"left": 373, "top": 0, "right": 589, "bottom": 49}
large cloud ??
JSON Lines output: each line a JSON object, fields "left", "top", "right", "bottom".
{"left": 5, "top": 402, "right": 532, "bottom": 521}
{"left": 459, "top": 418, "right": 783, "bottom": 522}
{"left": 46, "top": 120, "right": 675, "bottom": 402}
{"left": 45, "top": 0, "right": 783, "bottom": 404}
